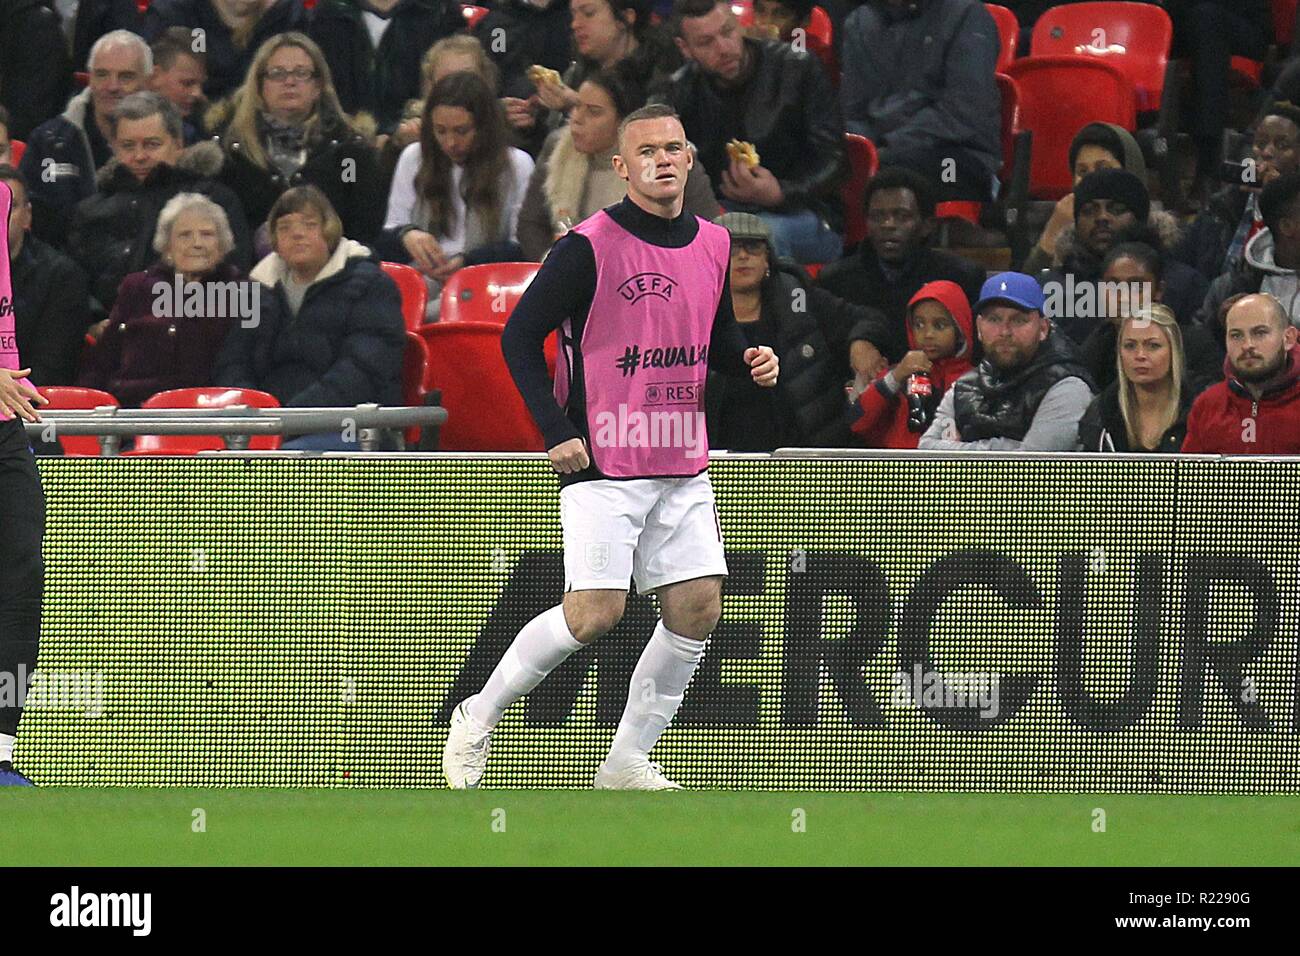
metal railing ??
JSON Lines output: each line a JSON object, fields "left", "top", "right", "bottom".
{"left": 23, "top": 404, "right": 447, "bottom": 454}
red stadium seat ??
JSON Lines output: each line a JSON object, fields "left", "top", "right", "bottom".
{"left": 1030, "top": 2, "right": 1172, "bottom": 113}
{"left": 1231, "top": 57, "right": 1264, "bottom": 88}
{"left": 808, "top": 6, "right": 832, "bottom": 46}
{"left": 934, "top": 201, "right": 982, "bottom": 226}
{"left": 402, "top": 331, "right": 431, "bottom": 446}
{"left": 806, "top": 8, "right": 838, "bottom": 86}
{"left": 36, "top": 386, "right": 119, "bottom": 456}
{"left": 129, "top": 388, "right": 282, "bottom": 455}
{"left": 840, "top": 133, "right": 879, "bottom": 248}
{"left": 73, "top": 71, "right": 88, "bottom": 87}
{"left": 9, "top": 139, "right": 24, "bottom": 166}
{"left": 417, "top": 322, "right": 546, "bottom": 451}
{"left": 461, "top": 4, "right": 489, "bottom": 29}
{"left": 440, "top": 262, "right": 540, "bottom": 324}
{"left": 986, "top": 4, "right": 1021, "bottom": 74}
{"left": 381, "top": 261, "right": 428, "bottom": 332}
{"left": 1004, "top": 56, "right": 1136, "bottom": 199}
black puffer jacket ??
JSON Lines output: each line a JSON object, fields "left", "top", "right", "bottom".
{"left": 11, "top": 235, "right": 91, "bottom": 386}
{"left": 17, "top": 88, "right": 104, "bottom": 249}
{"left": 655, "top": 37, "right": 845, "bottom": 231}
{"left": 207, "top": 102, "right": 384, "bottom": 245}
{"left": 953, "top": 329, "right": 1096, "bottom": 441}
{"left": 307, "top": 0, "right": 463, "bottom": 134}
{"left": 213, "top": 239, "right": 405, "bottom": 407}
{"left": 1077, "top": 379, "right": 1195, "bottom": 452}
{"left": 705, "top": 263, "right": 863, "bottom": 449}
{"left": 144, "top": 0, "right": 309, "bottom": 101}
{"left": 66, "top": 140, "right": 254, "bottom": 312}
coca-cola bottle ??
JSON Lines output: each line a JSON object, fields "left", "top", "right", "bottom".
{"left": 906, "top": 371, "right": 934, "bottom": 433}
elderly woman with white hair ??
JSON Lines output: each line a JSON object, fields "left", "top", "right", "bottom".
{"left": 78, "top": 192, "right": 248, "bottom": 406}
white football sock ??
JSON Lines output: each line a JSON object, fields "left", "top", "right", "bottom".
{"left": 0, "top": 733, "right": 14, "bottom": 765}
{"left": 604, "top": 620, "right": 706, "bottom": 770}
{"left": 468, "top": 604, "right": 584, "bottom": 728}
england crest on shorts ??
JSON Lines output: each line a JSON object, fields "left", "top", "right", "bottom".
{"left": 585, "top": 542, "right": 610, "bottom": 572}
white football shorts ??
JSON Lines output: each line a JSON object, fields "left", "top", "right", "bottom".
{"left": 559, "top": 472, "right": 728, "bottom": 594}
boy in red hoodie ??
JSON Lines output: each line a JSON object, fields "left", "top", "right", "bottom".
{"left": 846, "top": 280, "right": 974, "bottom": 448}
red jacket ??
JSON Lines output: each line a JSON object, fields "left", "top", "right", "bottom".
{"left": 1182, "top": 344, "right": 1300, "bottom": 453}
{"left": 848, "top": 280, "right": 975, "bottom": 448}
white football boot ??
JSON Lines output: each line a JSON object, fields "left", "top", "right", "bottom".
{"left": 443, "top": 697, "right": 493, "bottom": 789}
{"left": 593, "top": 757, "right": 684, "bottom": 791}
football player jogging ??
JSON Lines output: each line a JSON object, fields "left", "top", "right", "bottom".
{"left": 0, "top": 180, "right": 49, "bottom": 786}
{"left": 443, "top": 104, "right": 779, "bottom": 790}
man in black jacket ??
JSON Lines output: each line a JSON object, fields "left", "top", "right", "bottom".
{"left": 815, "top": 166, "right": 985, "bottom": 374}
{"left": 1, "top": 166, "right": 91, "bottom": 386}
{"left": 840, "top": 0, "right": 1001, "bottom": 203}
{"left": 0, "top": 0, "right": 71, "bottom": 141}
{"left": 67, "top": 92, "right": 252, "bottom": 313}
{"left": 18, "top": 29, "right": 151, "bottom": 249}
{"left": 657, "top": 0, "right": 845, "bottom": 264}
{"left": 308, "top": 0, "right": 463, "bottom": 134}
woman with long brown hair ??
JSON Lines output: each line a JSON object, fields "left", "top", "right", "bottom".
{"left": 206, "top": 31, "right": 384, "bottom": 246}
{"left": 381, "top": 71, "right": 535, "bottom": 319}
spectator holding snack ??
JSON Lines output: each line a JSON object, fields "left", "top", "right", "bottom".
{"left": 656, "top": 0, "right": 844, "bottom": 264}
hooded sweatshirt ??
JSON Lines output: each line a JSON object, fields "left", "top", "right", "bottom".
{"left": 847, "top": 280, "right": 974, "bottom": 447}
{"left": 1196, "top": 227, "right": 1300, "bottom": 356}
{"left": 1244, "top": 228, "right": 1300, "bottom": 318}
{"left": 1182, "top": 344, "right": 1300, "bottom": 453}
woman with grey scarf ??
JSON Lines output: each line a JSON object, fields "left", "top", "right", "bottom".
{"left": 205, "top": 31, "right": 385, "bottom": 248}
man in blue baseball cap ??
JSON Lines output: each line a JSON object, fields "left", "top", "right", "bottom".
{"left": 918, "top": 271, "right": 1096, "bottom": 451}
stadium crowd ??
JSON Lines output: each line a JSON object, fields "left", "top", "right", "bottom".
{"left": 4, "top": 0, "right": 1300, "bottom": 454}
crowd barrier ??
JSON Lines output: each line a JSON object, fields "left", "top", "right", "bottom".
{"left": 17, "top": 451, "right": 1300, "bottom": 791}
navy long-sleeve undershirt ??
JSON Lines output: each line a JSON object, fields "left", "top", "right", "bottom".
{"left": 501, "top": 197, "right": 754, "bottom": 483}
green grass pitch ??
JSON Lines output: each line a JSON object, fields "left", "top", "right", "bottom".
{"left": 3, "top": 791, "right": 1298, "bottom": 865}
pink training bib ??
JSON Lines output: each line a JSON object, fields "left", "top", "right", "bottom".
{"left": 555, "top": 208, "right": 730, "bottom": 478}
{"left": 0, "top": 180, "right": 33, "bottom": 422}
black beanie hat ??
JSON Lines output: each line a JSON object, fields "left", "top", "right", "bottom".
{"left": 1073, "top": 168, "right": 1150, "bottom": 225}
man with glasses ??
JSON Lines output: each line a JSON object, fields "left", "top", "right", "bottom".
{"left": 918, "top": 272, "right": 1095, "bottom": 451}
